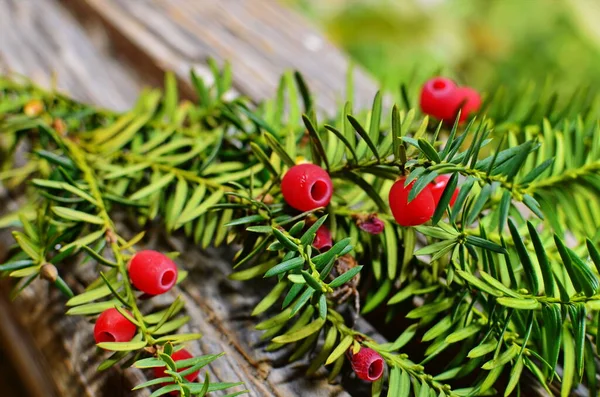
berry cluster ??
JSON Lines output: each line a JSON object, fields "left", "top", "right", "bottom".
{"left": 420, "top": 77, "right": 481, "bottom": 124}
{"left": 93, "top": 250, "right": 190, "bottom": 388}
{"left": 281, "top": 164, "right": 459, "bottom": 232}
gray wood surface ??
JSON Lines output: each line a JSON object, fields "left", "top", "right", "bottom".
{"left": 0, "top": 0, "right": 382, "bottom": 396}
{"left": 61, "top": 0, "right": 379, "bottom": 113}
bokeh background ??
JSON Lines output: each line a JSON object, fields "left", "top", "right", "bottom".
{"left": 286, "top": 0, "right": 600, "bottom": 94}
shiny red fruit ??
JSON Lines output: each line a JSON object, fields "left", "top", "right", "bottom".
{"left": 452, "top": 87, "right": 482, "bottom": 122}
{"left": 430, "top": 175, "right": 459, "bottom": 207}
{"left": 128, "top": 250, "right": 178, "bottom": 296}
{"left": 153, "top": 349, "right": 199, "bottom": 384}
{"left": 420, "top": 77, "right": 459, "bottom": 122}
{"left": 312, "top": 225, "right": 333, "bottom": 251}
{"left": 389, "top": 177, "right": 435, "bottom": 226}
{"left": 420, "top": 77, "right": 481, "bottom": 123}
{"left": 349, "top": 347, "right": 384, "bottom": 382}
{"left": 94, "top": 308, "right": 136, "bottom": 345}
{"left": 281, "top": 163, "right": 333, "bottom": 212}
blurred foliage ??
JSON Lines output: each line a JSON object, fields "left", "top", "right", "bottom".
{"left": 284, "top": 0, "right": 600, "bottom": 94}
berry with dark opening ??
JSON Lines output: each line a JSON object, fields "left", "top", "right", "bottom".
{"left": 153, "top": 348, "right": 199, "bottom": 383}
{"left": 452, "top": 86, "right": 482, "bottom": 122}
{"left": 312, "top": 225, "right": 333, "bottom": 251}
{"left": 389, "top": 177, "right": 435, "bottom": 226}
{"left": 128, "top": 250, "right": 178, "bottom": 296}
{"left": 430, "top": 175, "right": 459, "bottom": 207}
{"left": 93, "top": 308, "right": 136, "bottom": 345}
{"left": 420, "top": 77, "right": 459, "bottom": 122}
{"left": 281, "top": 163, "right": 333, "bottom": 211}
{"left": 348, "top": 347, "right": 384, "bottom": 382}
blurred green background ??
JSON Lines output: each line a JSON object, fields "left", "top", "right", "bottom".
{"left": 285, "top": 0, "right": 600, "bottom": 94}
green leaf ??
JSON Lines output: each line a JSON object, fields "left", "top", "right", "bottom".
{"left": 250, "top": 142, "right": 278, "bottom": 177}
{"left": 497, "top": 190, "right": 511, "bottom": 234}
{"left": 67, "top": 282, "right": 121, "bottom": 306}
{"left": 504, "top": 357, "right": 524, "bottom": 397}
{"left": 431, "top": 173, "right": 458, "bottom": 225}
{"left": 562, "top": 325, "right": 575, "bottom": 397}
{"left": 406, "top": 299, "right": 454, "bottom": 319}
{"left": 271, "top": 318, "right": 325, "bottom": 343}
{"left": 339, "top": 171, "right": 387, "bottom": 212}
{"left": 554, "top": 235, "right": 598, "bottom": 297}
{"left": 422, "top": 315, "right": 453, "bottom": 342}
{"left": 176, "top": 189, "right": 223, "bottom": 226}
{"left": 497, "top": 297, "right": 540, "bottom": 310}
{"left": 467, "top": 342, "right": 497, "bottom": 358}
{"left": 299, "top": 215, "right": 328, "bottom": 246}
{"left": 325, "top": 335, "right": 353, "bottom": 365}
{"left": 361, "top": 279, "right": 392, "bottom": 314}
{"left": 456, "top": 269, "right": 502, "bottom": 297}
{"left": 263, "top": 133, "right": 296, "bottom": 167}
{"left": 329, "top": 266, "right": 362, "bottom": 288}
{"left": 482, "top": 344, "right": 519, "bottom": 370}
{"left": 465, "top": 235, "right": 506, "bottom": 254}
{"left": 388, "top": 281, "right": 422, "bottom": 305}
{"left": 418, "top": 139, "right": 441, "bottom": 163}
{"left": 97, "top": 340, "right": 147, "bottom": 351}
{"left": 507, "top": 219, "right": 539, "bottom": 294}
{"left": 568, "top": 303, "right": 586, "bottom": 378}
{"left": 324, "top": 124, "right": 358, "bottom": 164}
{"left": 264, "top": 257, "right": 305, "bottom": 278}
{"left": 51, "top": 207, "right": 104, "bottom": 225}
{"left": 302, "top": 115, "right": 330, "bottom": 169}
{"left": 129, "top": 173, "right": 175, "bottom": 201}
{"left": 272, "top": 227, "right": 299, "bottom": 251}
{"left": 252, "top": 281, "right": 288, "bottom": 316}
{"left": 294, "top": 71, "right": 312, "bottom": 113}
{"left": 347, "top": 115, "right": 380, "bottom": 160}
{"left": 301, "top": 270, "right": 324, "bottom": 292}
{"left": 526, "top": 221, "right": 554, "bottom": 296}
{"left": 445, "top": 323, "right": 481, "bottom": 343}
{"left": 66, "top": 299, "right": 120, "bottom": 315}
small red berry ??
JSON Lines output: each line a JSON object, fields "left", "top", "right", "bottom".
{"left": 153, "top": 349, "right": 199, "bottom": 383}
{"left": 128, "top": 250, "right": 178, "bottom": 296}
{"left": 420, "top": 77, "right": 458, "bottom": 122}
{"left": 348, "top": 347, "right": 384, "bottom": 382}
{"left": 281, "top": 163, "right": 333, "bottom": 212}
{"left": 312, "top": 225, "right": 333, "bottom": 251}
{"left": 430, "top": 175, "right": 459, "bottom": 207}
{"left": 389, "top": 177, "right": 435, "bottom": 226}
{"left": 452, "top": 86, "right": 481, "bottom": 122}
{"left": 94, "top": 308, "right": 136, "bottom": 345}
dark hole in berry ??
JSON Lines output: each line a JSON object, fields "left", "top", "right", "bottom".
{"left": 432, "top": 80, "right": 447, "bottom": 90}
{"left": 97, "top": 331, "right": 116, "bottom": 343}
{"left": 368, "top": 358, "right": 384, "bottom": 379}
{"left": 310, "top": 180, "right": 328, "bottom": 202}
{"left": 161, "top": 270, "right": 176, "bottom": 287}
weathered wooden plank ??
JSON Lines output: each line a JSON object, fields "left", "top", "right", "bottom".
{"left": 0, "top": 0, "right": 141, "bottom": 111}
{"left": 61, "top": 0, "right": 379, "bottom": 112}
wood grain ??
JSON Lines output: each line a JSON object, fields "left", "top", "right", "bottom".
{"left": 60, "top": 0, "right": 379, "bottom": 113}
{"left": 0, "top": 0, "right": 141, "bottom": 111}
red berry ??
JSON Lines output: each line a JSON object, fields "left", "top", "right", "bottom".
{"left": 452, "top": 86, "right": 481, "bottom": 122}
{"left": 128, "top": 250, "right": 178, "bottom": 296}
{"left": 430, "top": 175, "right": 458, "bottom": 207}
{"left": 153, "top": 349, "right": 199, "bottom": 385}
{"left": 281, "top": 164, "right": 333, "bottom": 212}
{"left": 389, "top": 177, "right": 435, "bottom": 226}
{"left": 420, "top": 77, "right": 459, "bottom": 122}
{"left": 94, "top": 308, "right": 136, "bottom": 345}
{"left": 349, "top": 347, "right": 384, "bottom": 382}
{"left": 312, "top": 225, "right": 333, "bottom": 251}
